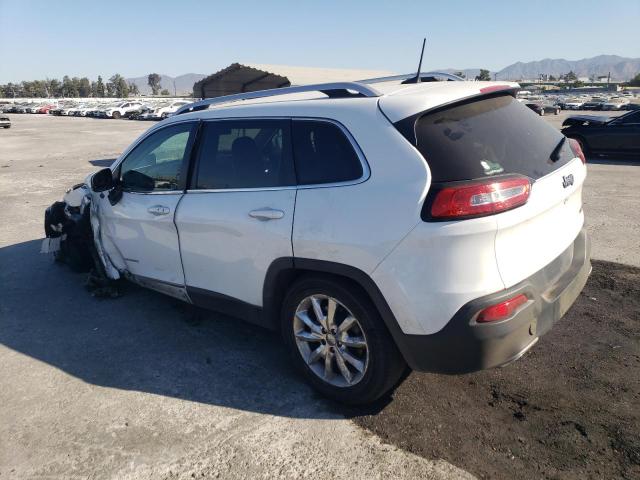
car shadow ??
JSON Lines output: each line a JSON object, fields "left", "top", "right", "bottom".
{"left": 0, "top": 239, "right": 341, "bottom": 419}
{"left": 89, "top": 158, "right": 116, "bottom": 167}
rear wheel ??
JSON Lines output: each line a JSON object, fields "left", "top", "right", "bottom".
{"left": 112, "top": 111, "right": 121, "bottom": 119}
{"left": 539, "top": 109, "right": 545, "bottom": 116}
{"left": 281, "top": 275, "right": 406, "bottom": 404}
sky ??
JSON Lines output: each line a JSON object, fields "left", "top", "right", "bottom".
{"left": 0, "top": 0, "right": 638, "bottom": 83}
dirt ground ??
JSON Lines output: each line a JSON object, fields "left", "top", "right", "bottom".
{"left": 346, "top": 260, "right": 640, "bottom": 480}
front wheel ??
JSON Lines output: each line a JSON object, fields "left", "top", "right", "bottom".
{"left": 281, "top": 275, "right": 406, "bottom": 404}
{"left": 112, "top": 111, "right": 121, "bottom": 119}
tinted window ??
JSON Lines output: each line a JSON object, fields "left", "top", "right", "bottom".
{"left": 292, "top": 121, "right": 363, "bottom": 185}
{"left": 194, "top": 120, "right": 295, "bottom": 189}
{"left": 411, "top": 94, "right": 573, "bottom": 182}
{"left": 617, "top": 112, "right": 640, "bottom": 124}
{"left": 120, "top": 122, "right": 195, "bottom": 192}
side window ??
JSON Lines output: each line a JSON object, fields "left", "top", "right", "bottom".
{"left": 194, "top": 120, "right": 295, "bottom": 189}
{"left": 292, "top": 120, "right": 363, "bottom": 185}
{"left": 119, "top": 122, "right": 195, "bottom": 192}
{"left": 618, "top": 112, "right": 640, "bottom": 124}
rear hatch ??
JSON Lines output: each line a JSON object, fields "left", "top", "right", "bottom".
{"left": 386, "top": 92, "right": 586, "bottom": 288}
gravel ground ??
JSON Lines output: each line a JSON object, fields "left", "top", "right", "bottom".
{"left": 0, "top": 115, "right": 467, "bottom": 480}
{"left": 344, "top": 260, "right": 640, "bottom": 480}
{"left": 0, "top": 112, "right": 638, "bottom": 479}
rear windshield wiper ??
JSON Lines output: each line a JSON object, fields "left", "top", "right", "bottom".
{"left": 550, "top": 136, "right": 566, "bottom": 162}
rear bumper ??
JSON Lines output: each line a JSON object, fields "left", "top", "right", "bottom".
{"left": 396, "top": 227, "right": 591, "bottom": 373}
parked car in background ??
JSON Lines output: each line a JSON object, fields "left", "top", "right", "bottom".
{"left": 0, "top": 116, "right": 10, "bottom": 128}
{"left": 623, "top": 102, "right": 640, "bottom": 111}
{"left": 37, "top": 104, "right": 57, "bottom": 114}
{"left": 13, "top": 104, "right": 29, "bottom": 114}
{"left": 45, "top": 78, "right": 591, "bottom": 404}
{"left": 102, "top": 101, "right": 144, "bottom": 119}
{"left": 128, "top": 105, "right": 156, "bottom": 120}
{"left": 582, "top": 100, "right": 606, "bottom": 110}
{"left": 74, "top": 105, "right": 98, "bottom": 117}
{"left": 525, "top": 102, "right": 560, "bottom": 116}
{"left": 154, "top": 100, "right": 191, "bottom": 119}
{"left": 602, "top": 98, "right": 629, "bottom": 111}
{"left": 85, "top": 106, "right": 108, "bottom": 117}
{"left": 25, "top": 104, "right": 44, "bottom": 113}
{"left": 562, "top": 110, "right": 640, "bottom": 157}
{"left": 560, "top": 99, "right": 585, "bottom": 110}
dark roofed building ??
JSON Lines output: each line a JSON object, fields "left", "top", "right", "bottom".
{"left": 193, "top": 63, "right": 395, "bottom": 99}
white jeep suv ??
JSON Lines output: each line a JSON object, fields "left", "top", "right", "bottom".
{"left": 45, "top": 74, "right": 591, "bottom": 404}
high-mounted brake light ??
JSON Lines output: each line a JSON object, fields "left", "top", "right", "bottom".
{"left": 568, "top": 138, "right": 586, "bottom": 164}
{"left": 477, "top": 294, "right": 529, "bottom": 323}
{"left": 479, "top": 85, "right": 512, "bottom": 94}
{"left": 430, "top": 176, "right": 531, "bottom": 220}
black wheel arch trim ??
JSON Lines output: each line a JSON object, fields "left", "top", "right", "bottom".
{"left": 262, "top": 257, "right": 414, "bottom": 362}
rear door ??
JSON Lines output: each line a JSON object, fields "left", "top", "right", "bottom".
{"left": 407, "top": 94, "right": 586, "bottom": 287}
{"left": 175, "top": 118, "right": 296, "bottom": 309}
{"left": 97, "top": 121, "right": 198, "bottom": 292}
{"left": 607, "top": 112, "right": 640, "bottom": 153}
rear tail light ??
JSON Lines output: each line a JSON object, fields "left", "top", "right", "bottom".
{"left": 479, "top": 85, "right": 513, "bottom": 94}
{"left": 477, "top": 294, "right": 529, "bottom": 323}
{"left": 430, "top": 176, "right": 531, "bottom": 220}
{"left": 568, "top": 138, "right": 586, "bottom": 164}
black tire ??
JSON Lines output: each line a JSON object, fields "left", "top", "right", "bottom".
{"left": 281, "top": 274, "right": 406, "bottom": 405}
{"left": 112, "top": 111, "right": 121, "bottom": 119}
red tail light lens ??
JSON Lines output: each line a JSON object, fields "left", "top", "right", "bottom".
{"left": 477, "top": 294, "right": 529, "bottom": 323}
{"left": 430, "top": 176, "right": 531, "bottom": 220}
{"left": 568, "top": 138, "right": 586, "bottom": 164}
{"left": 479, "top": 85, "right": 513, "bottom": 94}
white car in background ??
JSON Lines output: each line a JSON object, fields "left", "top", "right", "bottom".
{"left": 153, "top": 100, "right": 192, "bottom": 119}
{"left": 602, "top": 98, "right": 629, "bottom": 111}
{"left": 563, "top": 99, "right": 585, "bottom": 110}
{"left": 103, "top": 101, "right": 144, "bottom": 119}
{"left": 71, "top": 104, "right": 95, "bottom": 116}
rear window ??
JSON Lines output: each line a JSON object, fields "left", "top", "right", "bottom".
{"left": 409, "top": 94, "right": 573, "bottom": 182}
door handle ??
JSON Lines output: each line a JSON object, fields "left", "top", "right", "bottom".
{"left": 249, "top": 208, "right": 285, "bottom": 220}
{"left": 148, "top": 205, "right": 170, "bottom": 216}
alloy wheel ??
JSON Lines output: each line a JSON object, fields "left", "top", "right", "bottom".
{"left": 293, "top": 294, "right": 369, "bottom": 387}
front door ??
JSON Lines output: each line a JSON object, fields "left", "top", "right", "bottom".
{"left": 175, "top": 118, "right": 296, "bottom": 309}
{"left": 97, "top": 121, "right": 198, "bottom": 291}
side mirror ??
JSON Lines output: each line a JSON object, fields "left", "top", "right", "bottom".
{"left": 91, "top": 168, "right": 114, "bottom": 192}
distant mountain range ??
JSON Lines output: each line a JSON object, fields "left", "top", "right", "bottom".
{"left": 125, "top": 73, "right": 206, "bottom": 95}
{"left": 442, "top": 55, "right": 640, "bottom": 81}
{"left": 125, "top": 55, "right": 639, "bottom": 95}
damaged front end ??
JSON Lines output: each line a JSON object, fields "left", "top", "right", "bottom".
{"left": 42, "top": 176, "right": 122, "bottom": 296}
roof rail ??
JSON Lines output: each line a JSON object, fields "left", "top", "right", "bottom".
{"left": 359, "top": 71, "right": 465, "bottom": 84}
{"left": 175, "top": 81, "right": 382, "bottom": 116}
